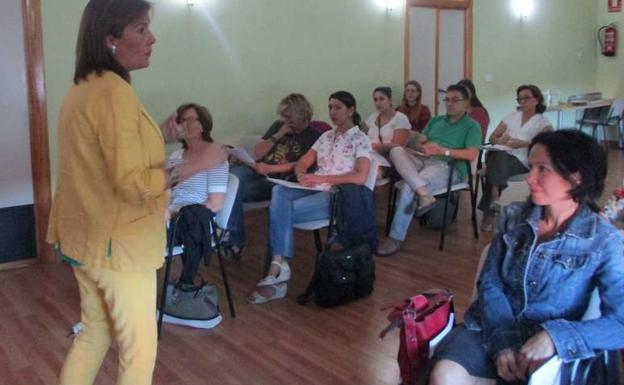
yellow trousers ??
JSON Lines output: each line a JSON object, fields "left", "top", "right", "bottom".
{"left": 59, "top": 266, "right": 157, "bottom": 385}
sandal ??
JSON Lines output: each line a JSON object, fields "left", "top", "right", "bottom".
{"left": 256, "top": 260, "right": 291, "bottom": 286}
{"left": 247, "top": 283, "right": 288, "bottom": 304}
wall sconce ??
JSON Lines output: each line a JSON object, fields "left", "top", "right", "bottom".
{"left": 512, "top": 0, "right": 534, "bottom": 19}
{"left": 376, "top": 0, "right": 402, "bottom": 12}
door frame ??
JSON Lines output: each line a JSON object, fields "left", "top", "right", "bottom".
{"left": 20, "top": 0, "right": 53, "bottom": 264}
{"left": 404, "top": 0, "right": 473, "bottom": 112}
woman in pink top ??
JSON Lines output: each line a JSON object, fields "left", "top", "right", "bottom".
{"left": 458, "top": 79, "right": 490, "bottom": 140}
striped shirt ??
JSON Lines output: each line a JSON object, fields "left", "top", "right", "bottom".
{"left": 167, "top": 149, "right": 229, "bottom": 211}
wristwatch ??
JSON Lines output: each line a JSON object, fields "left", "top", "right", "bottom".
{"left": 444, "top": 149, "right": 451, "bottom": 157}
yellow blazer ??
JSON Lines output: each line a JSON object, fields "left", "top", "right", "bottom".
{"left": 47, "top": 71, "right": 168, "bottom": 271}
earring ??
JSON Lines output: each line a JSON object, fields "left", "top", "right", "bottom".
{"left": 111, "top": 44, "right": 117, "bottom": 55}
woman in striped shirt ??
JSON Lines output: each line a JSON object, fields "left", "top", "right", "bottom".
{"left": 167, "top": 103, "right": 229, "bottom": 219}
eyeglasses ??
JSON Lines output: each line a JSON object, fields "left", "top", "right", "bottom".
{"left": 443, "top": 98, "right": 466, "bottom": 104}
{"left": 516, "top": 96, "right": 535, "bottom": 103}
{"left": 180, "top": 116, "right": 199, "bottom": 124}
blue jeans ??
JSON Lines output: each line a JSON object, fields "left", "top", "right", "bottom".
{"left": 269, "top": 185, "right": 331, "bottom": 259}
{"left": 388, "top": 160, "right": 459, "bottom": 241}
{"left": 227, "top": 164, "right": 276, "bottom": 247}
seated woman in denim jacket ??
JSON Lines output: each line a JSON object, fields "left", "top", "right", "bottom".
{"left": 427, "top": 130, "right": 624, "bottom": 385}
{"left": 247, "top": 91, "right": 372, "bottom": 304}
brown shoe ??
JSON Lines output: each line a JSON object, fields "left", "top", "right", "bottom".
{"left": 376, "top": 237, "right": 402, "bottom": 257}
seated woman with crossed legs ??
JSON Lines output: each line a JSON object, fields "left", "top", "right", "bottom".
{"left": 479, "top": 84, "right": 552, "bottom": 232}
{"left": 365, "top": 86, "right": 410, "bottom": 179}
{"left": 247, "top": 91, "right": 372, "bottom": 304}
{"left": 427, "top": 130, "right": 624, "bottom": 385}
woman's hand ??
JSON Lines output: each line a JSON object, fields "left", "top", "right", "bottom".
{"left": 518, "top": 330, "right": 556, "bottom": 375}
{"left": 298, "top": 173, "right": 325, "bottom": 187}
{"left": 161, "top": 112, "right": 180, "bottom": 142}
{"left": 495, "top": 348, "right": 527, "bottom": 382}
{"left": 253, "top": 162, "right": 274, "bottom": 176}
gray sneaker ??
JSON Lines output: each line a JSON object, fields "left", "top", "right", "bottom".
{"left": 376, "top": 237, "right": 402, "bottom": 257}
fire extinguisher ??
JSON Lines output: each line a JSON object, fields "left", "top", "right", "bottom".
{"left": 598, "top": 23, "right": 618, "bottom": 57}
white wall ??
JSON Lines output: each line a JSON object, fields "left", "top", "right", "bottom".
{"left": 0, "top": 0, "right": 33, "bottom": 207}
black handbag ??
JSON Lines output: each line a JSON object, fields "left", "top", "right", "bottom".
{"left": 314, "top": 242, "right": 375, "bottom": 307}
{"left": 298, "top": 238, "right": 375, "bottom": 308}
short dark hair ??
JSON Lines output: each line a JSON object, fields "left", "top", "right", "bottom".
{"left": 176, "top": 103, "right": 214, "bottom": 148}
{"left": 457, "top": 79, "right": 484, "bottom": 108}
{"left": 446, "top": 84, "right": 470, "bottom": 100}
{"left": 373, "top": 86, "right": 392, "bottom": 100}
{"left": 517, "top": 84, "right": 547, "bottom": 113}
{"left": 329, "top": 91, "right": 361, "bottom": 126}
{"left": 528, "top": 129, "right": 607, "bottom": 212}
{"left": 74, "top": 0, "right": 152, "bottom": 84}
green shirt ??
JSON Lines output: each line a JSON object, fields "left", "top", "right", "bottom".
{"left": 424, "top": 113, "right": 482, "bottom": 179}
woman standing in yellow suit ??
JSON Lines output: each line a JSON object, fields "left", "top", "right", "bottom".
{"left": 47, "top": 1, "right": 223, "bottom": 384}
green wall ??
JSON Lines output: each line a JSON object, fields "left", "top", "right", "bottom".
{"left": 42, "top": 0, "right": 608, "bottom": 177}
{"left": 472, "top": 0, "right": 598, "bottom": 135}
{"left": 42, "top": 0, "right": 405, "bottom": 174}
{"left": 596, "top": 0, "right": 624, "bottom": 97}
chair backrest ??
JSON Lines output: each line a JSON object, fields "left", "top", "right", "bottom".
{"left": 215, "top": 174, "right": 240, "bottom": 229}
{"left": 310, "top": 120, "right": 332, "bottom": 134}
{"left": 609, "top": 96, "right": 624, "bottom": 121}
{"left": 365, "top": 157, "right": 378, "bottom": 191}
{"left": 239, "top": 135, "right": 262, "bottom": 160}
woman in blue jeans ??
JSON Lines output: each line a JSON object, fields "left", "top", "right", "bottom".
{"left": 247, "top": 91, "right": 372, "bottom": 304}
{"left": 427, "top": 130, "right": 624, "bottom": 385}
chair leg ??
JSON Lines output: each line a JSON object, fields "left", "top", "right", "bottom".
{"left": 157, "top": 253, "right": 173, "bottom": 339}
{"left": 313, "top": 229, "right": 323, "bottom": 253}
{"left": 468, "top": 177, "right": 479, "bottom": 240}
{"left": 385, "top": 183, "right": 397, "bottom": 236}
{"left": 215, "top": 246, "right": 236, "bottom": 318}
{"left": 438, "top": 192, "right": 451, "bottom": 251}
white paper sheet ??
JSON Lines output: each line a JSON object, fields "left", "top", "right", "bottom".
{"left": 372, "top": 152, "right": 391, "bottom": 167}
{"left": 227, "top": 147, "right": 256, "bottom": 166}
{"left": 480, "top": 144, "right": 512, "bottom": 152}
{"left": 266, "top": 177, "right": 331, "bottom": 192}
{"left": 527, "top": 356, "right": 562, "bottom": 385}
{"left": 429, "top": 313, "right": 455, "bottom": 357}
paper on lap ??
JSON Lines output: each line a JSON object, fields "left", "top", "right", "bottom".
{"left": 481, "top": 144, "right": 512, "bottom": 152}
{"left": 372, "top": 152, "right": 391, "bottom": 167}
{"left": 266, "top": 177, "right": 331, "bottom": 192}
{"left": 226, "top": 147, "right": 256, "bottom": 166}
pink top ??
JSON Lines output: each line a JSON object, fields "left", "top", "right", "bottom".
{"left": 469, "top": 106, "right": 490, "bottom": 140}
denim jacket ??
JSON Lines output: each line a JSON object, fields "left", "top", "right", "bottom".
{"left": 464, "top": 201, "right": 624, "bottom": 362}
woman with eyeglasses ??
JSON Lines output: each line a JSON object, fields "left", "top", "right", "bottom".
{"left": 365, "top": 86, "right": 410, "bottom": 178}
{"left": 396, "top": 80, "right": 432, "bottom": 132}
{"left": 165, "top": 103, "right": 229, "bottom": 296}
{"left": 479, "top": 84, "right": 553, "bottom": 232}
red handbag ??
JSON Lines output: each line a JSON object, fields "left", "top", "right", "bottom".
{"left": 380, "top": 289, "right": 454, "bottom": 385}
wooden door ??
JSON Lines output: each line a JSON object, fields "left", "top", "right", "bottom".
{"left": 0, "top": 0, "right": 52, "bottom": 268}
{"left": 405, "top": 0, "right": 473, "bottom": 115}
